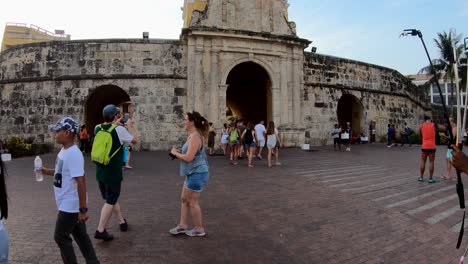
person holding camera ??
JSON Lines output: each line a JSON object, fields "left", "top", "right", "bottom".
{"left": 92, "top": 105, "right": 138, "bottom": 241}
{"left": 169, "top": 111, "right": 210, "bottom": 237}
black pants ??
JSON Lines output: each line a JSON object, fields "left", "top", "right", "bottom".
{"left": 54, "top": 211, "right": 100, "bottom": 264}
{"left": 80, "top": 139, "right": 89, "bottom": 153}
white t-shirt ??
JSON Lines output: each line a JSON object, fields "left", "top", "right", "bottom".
{"left": 332, "top": 128, "right": 341, "bottom": 139}
{"left": 255, "top": 124, "right": 266, "bottom": 140}
{"left": 53, "top": 145, "right": 85, "bottom": 213}
{"left": 115, "top": 125, "right": 134, "bottom": 145}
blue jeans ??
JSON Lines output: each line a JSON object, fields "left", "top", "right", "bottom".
{"left": 0, "top": 223, "right": 8, "bottom": 264}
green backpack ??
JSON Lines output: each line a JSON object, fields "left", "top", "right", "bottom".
{"left": 91, "top": 124, "right": 121, "bottom": 165}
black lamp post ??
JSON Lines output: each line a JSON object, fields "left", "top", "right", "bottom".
{"left": 401, "top": 29, "right": 465, "bottom": 249}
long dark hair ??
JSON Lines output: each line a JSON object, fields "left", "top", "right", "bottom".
{"left": 0, "top": 158, "right": 7, "bottom": 220}
{"left": 266, "top": 121, "right": 276, "bottom": 135}
{"left": 187, "top": 111, "right": 209, "bottom": 139}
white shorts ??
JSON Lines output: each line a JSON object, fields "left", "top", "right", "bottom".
{"left": 258, "top": 139, "right": 265, "bottom": 147}
{"left": 221, "top": 135, "right": 229, "bottom": 144}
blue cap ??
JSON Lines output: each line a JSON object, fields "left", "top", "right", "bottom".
{"left": 103, "top": 104, "right": 120, "bottom": 119}
{"left": 48, "top": 117, "right": 79, "bottom": 134}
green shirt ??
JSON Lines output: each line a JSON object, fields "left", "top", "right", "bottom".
{"left": 94, "top": 124, "right": 124, "bottom": 184}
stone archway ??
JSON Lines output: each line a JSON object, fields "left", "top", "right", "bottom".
{"left": 85, "top": 85, "right": 131, "bottom": 135}
{"left": 225, "top": 61, "right": 272, "bottom": 123}
{"left": 337, "top": 94, "right": 363, "bottom": 134}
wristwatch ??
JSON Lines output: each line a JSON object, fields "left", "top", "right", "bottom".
{"left": 79, "top": 208, "right": 88, "bottom": 213}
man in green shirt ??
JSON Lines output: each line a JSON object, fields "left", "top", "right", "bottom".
{"left": 94, "top": 105, "right": 138, "bottom": 241}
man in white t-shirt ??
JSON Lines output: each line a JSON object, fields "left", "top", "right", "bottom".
{"left": 41, "top": 117, "right": 100, "bottom": 263}
{"left": 255, "top": 121, "right": 266, "bottom": 160}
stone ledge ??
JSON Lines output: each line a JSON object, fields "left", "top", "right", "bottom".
{"left": 0, "top": 73, "right": 187, "bottom": 84}
{"left": 304, "top": 82, "right": 431, "bottom": 111}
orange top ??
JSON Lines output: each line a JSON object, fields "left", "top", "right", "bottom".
{"left": 421, "top": 122, "right": 436, "bottom": 149}
{"left": 79, "top": 128, "right": 88, "bottom": 140}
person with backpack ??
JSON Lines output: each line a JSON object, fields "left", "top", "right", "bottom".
{"left": 169, "top": 111, "right": 210, "bottom": 237}
{"left": 228, "top": 123, "right": 241, "bottom": 165}
{"left": 40, "top": 117, "right": 100, "bottom": 263}
{"left": 400, "top": 123, "right": 413, "bottom": 147}
{"left": 241, "top": 122, "right": 258, "bottom": 168}
{"left": 91, "top": 105, "right": 138, "bottom": 241}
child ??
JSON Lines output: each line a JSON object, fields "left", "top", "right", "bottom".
{"left": 266, "top": 121, "right": 282, "bottom": 167}
{"left": 41, "top": 117, "right": 100, "bottom": 264}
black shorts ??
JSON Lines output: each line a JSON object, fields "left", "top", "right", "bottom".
{"left": 98, "top": 181, "right": 121, "bottom": 205}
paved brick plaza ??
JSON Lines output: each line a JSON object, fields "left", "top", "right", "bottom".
{"left": 4, "top": 144, "right": 467, "bottom": 263}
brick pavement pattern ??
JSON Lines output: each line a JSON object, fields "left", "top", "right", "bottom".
{"left": 3, "top": 144, "right": 467, "bottom": 263}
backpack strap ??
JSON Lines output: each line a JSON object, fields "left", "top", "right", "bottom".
{"left": 102, "top": 124, "right": 122, "bottom": 161}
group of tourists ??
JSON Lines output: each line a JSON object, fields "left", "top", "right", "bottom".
{"left": 0, "top": 105, "right": 213, "bottom": 263}
{"left": 215, "top": 120, "right": 282, "bottom": 168}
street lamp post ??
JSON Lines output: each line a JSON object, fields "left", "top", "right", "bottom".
{"left": 401, "top": 29, "right": 465, "bottom": 249}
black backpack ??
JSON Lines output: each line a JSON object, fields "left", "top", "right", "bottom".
{"left": 244, "top": 129, "right": 254, "bottom": 144}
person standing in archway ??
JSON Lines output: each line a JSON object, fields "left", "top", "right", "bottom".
{"left": 255, "top": 121, "right": 266, "bottom": 160}
{"left": 92, "top": 105, "right": 138, "bottom": 241}
{"left": 237, "top": 121, "right": 246, "bottom": 160}
{"left": 79, "top": 125, "right": 89, "bottom": 153}
{"left": 228, "top": 122, "right": 241, "bottom": 165}
{"left": 170, "top": 111, "right": 210, "bottom": 237}
{"left": 241, "top": 122, "right": 258, "bottom": 168}
{"left": 220, "top": 124, "right": 229, "bottom": 156}
{"left": 344, "top": 122, "right": 352, "bottom": 152}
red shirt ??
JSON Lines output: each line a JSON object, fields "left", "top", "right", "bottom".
{"left": 421, "top": 122, "right": 436, "bottom": 149}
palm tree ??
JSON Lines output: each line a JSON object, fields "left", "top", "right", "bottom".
{"left": 419, "top": 31, "right": 464, "bottom": 116}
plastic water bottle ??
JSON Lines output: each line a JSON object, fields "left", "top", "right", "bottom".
{"left": 34, "top": 156, "right": 43, "bottom": 182}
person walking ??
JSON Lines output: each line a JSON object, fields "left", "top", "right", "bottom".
{"left": 400, "top": 123, "right": 413, "bottom": 147}
{"left": 0, "top": 157, "right": 8, "bottom": 264}
{"left": 265, "top": 121, "right": 282, "bottom": 167}
{"left": 387, "top": 124, "right": 393, "bottom": 147}
{"left": 41, "top": 117, "right": 100, "bottom": 264}
{"left": 207, "top": 122, "right": 216, "bottom": 156}
{"left": 79, "top": 125, "right": 89, "bottom": 153}
{"left": 92, "top": 105, "right": 138, "bottom": 241}
{"left": 241, "top": 122, "right": 258, "bottom": 167}
{"left": 419, "top": 116, "right": 437, "bottom": 183}
{"left": 332, "top": 124, "right": 341, "bottom": 151}
{"left": 170, "top": 111, "right": 210, "bottom": 237}
{"left": 220, "top": 124, "right": 229, "bottom": 156}
{"left": 228, "top": 123, "right": 241, "bottom": 165}
{"left": 255, "top": 121, "right": 266, "bottom": 160}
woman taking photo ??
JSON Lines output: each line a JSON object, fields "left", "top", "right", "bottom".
{"left": 0, "top": 158, "right": 8, "bottom": 263}
{"left": 170, "top": 111, "right": 210, "bottom": 237}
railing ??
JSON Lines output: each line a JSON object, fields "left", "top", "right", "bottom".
{"left": 5, "top": 22, "right": 69, "bottom": 39}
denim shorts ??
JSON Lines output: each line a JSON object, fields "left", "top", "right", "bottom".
{"left": 0, "top": 222, "right": 7, "bottom": 264}
{"left": 185, "top": 172, "right": 209, "bottom": 193}
{"left": 245, "top": 142, "right": 256, "bottom": 148}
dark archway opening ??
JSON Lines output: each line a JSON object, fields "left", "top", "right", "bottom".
{"left": 337, "top": 94, "right": 362, "bottom": 134}
{"left": 226, "top": 62, "right": 272, "bottom": 123}
{"left": 85, "top": 85, "right": 130, "bottom": 135}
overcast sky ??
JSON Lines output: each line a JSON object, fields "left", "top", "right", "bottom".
{"left": 1, "top": 0, "right": 467, "bottom": 75}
